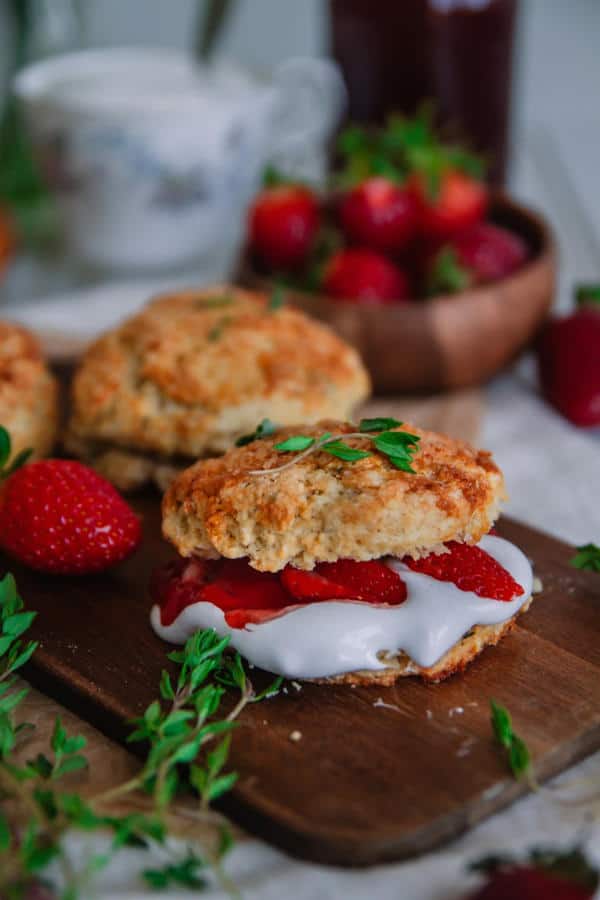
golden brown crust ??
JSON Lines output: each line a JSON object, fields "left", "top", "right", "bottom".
{"left": 316, "top": 600, "right": 531, "bottom": 685}
{"left": 0, "top": 321, "right": 58, "bottom": 460}
{"left": 66, "top": 285, "right": 370, "bottom": 469}
{"left": 162, "top": 419, "right": 505, "bottom": 571}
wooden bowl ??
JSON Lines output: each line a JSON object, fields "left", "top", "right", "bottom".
{"left": 239, "top": 195, "right": 556, "bottom": 394}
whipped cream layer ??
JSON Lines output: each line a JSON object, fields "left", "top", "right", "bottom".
{"left": 150, "top": 536, "right": 533, "bottom": 680}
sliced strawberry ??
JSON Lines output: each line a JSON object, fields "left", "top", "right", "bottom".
{"left": 201, "top": 559, "right": 290, "bottom": 611}
{"left": 224, "top": 608, "right": 291, "bottom": 628}
{"left": 404, "top": 542, "right": 523, "bottom": 601}
{"left": 151, "top": 558, "right": 210, "bottom": 627}
{"left": 280, "top": 566, "right": 350, "bottom": 601}
{"left": 282, "top": 559, "right": 407, "bottom": 605}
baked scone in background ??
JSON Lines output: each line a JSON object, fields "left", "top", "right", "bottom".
{"left": 66, "top": 286, "right": 370, "bottom": 491}
{"left": 0, "top": 321, "right": 58, "bottom": 460}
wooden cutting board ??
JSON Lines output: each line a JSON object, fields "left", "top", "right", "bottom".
{"left": 7, "top": 499, "right": 600, "bottom": 867}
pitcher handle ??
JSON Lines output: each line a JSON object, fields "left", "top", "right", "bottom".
{"left": 269, "top": 56, "right": 346, "bottom": 153}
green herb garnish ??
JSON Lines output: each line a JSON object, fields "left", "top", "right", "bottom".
{"left": 570, "top": 543, "right": 600, "bottom": 573}
{"left": 358, "top": 417, "right": 402, "bottom": 432}
{"left": 268, "top": 285, "right": 286, "bottom": 311}
{"left": 236, "top": 418, "right": 278, "bottom": 447}
{"left": 252, "top": 419, "right": 420, "bottom": 476}
{"left": 490, "top": 700, "right": 532, "bottom": 781}
{"left": 0, "top": 572, "right": 280, "bottom": 898}
{"left": 207, "top": 315, "right": 231, "bottom": 342}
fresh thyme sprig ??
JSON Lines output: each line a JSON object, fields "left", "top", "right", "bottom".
{"left": 490, "top": 700, "right": 533, "bottom": 783}
{"left": 248, "top": 417, "right": 420, "bottom": 476}
{"left": 0, "top": 573, "right": 281, "bottom": 898}
{"left": 570, "top": 543, "right": 600, "bottom": 573}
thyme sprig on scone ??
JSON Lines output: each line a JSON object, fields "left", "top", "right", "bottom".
{"left": 0, "top": 573, "right": 280, "bottom": 899}
{"left": 248, "top": 417, "right": 420, "bottom": 476}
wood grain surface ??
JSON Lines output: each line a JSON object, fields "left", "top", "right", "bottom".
{"left": 5, "top": 497, "right": 599, "bottom": 867}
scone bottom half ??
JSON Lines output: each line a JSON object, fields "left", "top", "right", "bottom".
{"left": 151, "top": 419, "right": 533, "bottom": 684}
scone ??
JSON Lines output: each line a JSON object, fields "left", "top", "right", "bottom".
{"left": 150, "top": 418, "right": 533, "bottom": 684}
{"left": 65, "top": 285, "right": 370, "bottom": 491}
{"left": 0, "top": 321, "right": 58, "bottom": 460}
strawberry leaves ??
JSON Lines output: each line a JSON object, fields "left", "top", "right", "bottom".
{"left": 336, "top": 108, "right": 486, "bottom": 194}
{"left": 0, "top": 425, "right": 32, "bottom": 480}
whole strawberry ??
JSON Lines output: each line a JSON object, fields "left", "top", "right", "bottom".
{"left": 248, "top": 183, "right": 320, "bottom": 270}
{"left": 537, "top": 290, "right": 600, "bottom": 427}
{"left": 468, "top": 848, "right": 598, "bottom": 900}
{"left": 427, "top": 222, "right": 528, "bottom": 294}
{"left": 411, "top": 169, "right": 488, "bottom": 240}
{"left": 339, "top": 177, "right": 420, "bottom": 253}
{"left": 323, "top": 248, "right": 409, "bottom": 304}
{"left": 0, "top": 443, "right": 141, "bottom": 574}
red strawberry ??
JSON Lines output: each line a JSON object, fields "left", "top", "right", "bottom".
{"left": 201, "top": 559, "right": 290, "bottom": 612}
{"left": 453, "top": 223, "right": 528, "bottom": 282}
{"left": 427, "top": 223, "right": 528, "bottom": 294}
{"left": 469, "top": 866, "right": 593, "bottom": 900}
{"left": 152, "top": 556, "right": 407, "bottom": 630}
{"left": 153, "top": 557, "right": 290, "bottom": 627}
{"left": 468, "top": 848, "right": 598, "bottom": 900}
{"left": 150, "top": 558, "right": 208, "bottom": 627}
{"left": 323, "top": 248, "right": 409, "bottom": 304}
{"left": 339, "top": 177, "right": 420, "bottom": 253}
{"left": 411, "top": 169, "right": 488, "bottom": 240}
{"left": 282, "top": 559, "right": 407, "bottom": 605}
{"left": 537, "top": 305, "right": 600, "bottom": 427}
{"left": 0, "top": 460, "right": 141, "bottom": 575}
{"left": 248, "top": 184, "right": 319, "bottom": 269}
{"left": 404, "top": 542, "right": 523, "bottom": 601}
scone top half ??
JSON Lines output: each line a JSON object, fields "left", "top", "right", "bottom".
{"left": 66, "top": 286, "right": 370, "bottom": 486}
{"left": 162, "top": 419, "right": 505, "bottom": 572}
